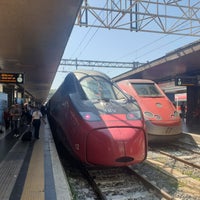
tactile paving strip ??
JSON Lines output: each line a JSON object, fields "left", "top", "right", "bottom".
{"left": 0, "top": 141, "right": 29, "bottom": 200}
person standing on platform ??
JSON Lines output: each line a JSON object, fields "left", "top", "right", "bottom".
{"left": 40, "top": 104, "right": 47, "bottom": 117}
{"left": 31, "top": 107, "right": 43, "bottom": 139}
{"left": 10, "top": 104, "right": 22, "bottom": 137}
{"left": 3, "top": 108, "right": 10, "bottom": 130}
{"left": 180, "top": 102, "right": 186, "bottom": 120}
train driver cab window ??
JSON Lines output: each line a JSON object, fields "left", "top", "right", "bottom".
{"left": 132, "top": 83, "right": 162, "bottom": 97}
{"left": 80, "top": 76, "right": 116, "bottom": 100}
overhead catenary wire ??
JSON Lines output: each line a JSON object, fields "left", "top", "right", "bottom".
{"left": 69, "top": 1, "right": 109, "bottom": 59}
{"left": 65, "top": 2, "right": 199, "bottom": 68}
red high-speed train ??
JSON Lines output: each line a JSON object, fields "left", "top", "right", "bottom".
{"left": 117, "top": 79, "right": 182, "bottom": 143}
{"left": 48, "top": 70, "right": 147, "bottom": 167}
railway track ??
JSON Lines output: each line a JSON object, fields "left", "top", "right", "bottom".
{"left": 171, "top": 142, "right": 200, "bottom": 155}
{"left": 70, "top": 165, "right": 176, "bottom": 200}
{"left": 60, "top": 153, "right": 173, "bottom": 199}
{"left": 131, "top": 160, "right": 200, "bottom": 199}
{"left": 56, "top": 132, "right": 200, "bottom": 199}
{"left": 146, "top": 134, "right": 200, "bottom": 199}
{"left": 64, "top": 158, "right": 200, "bottom": 200}
{"left": 149, "top": 145, "right": 200, "bottom": 169}
{"left": 84, "top": 166, "right": 173, "bottom": 200}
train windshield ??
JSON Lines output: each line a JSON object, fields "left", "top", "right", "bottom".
{"left": 131, "top": 83, "right": 163, "bottom": 97}
{"left": 80, "top": 76, "right": 126, "bottom": 101}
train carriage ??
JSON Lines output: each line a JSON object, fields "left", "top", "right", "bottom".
{"left": 48, "top": 70, "right": 147, "bottom": 167}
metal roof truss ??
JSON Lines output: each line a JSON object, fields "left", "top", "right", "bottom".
{"left": 76, "top": 0, "right": 200, "bottom": 37}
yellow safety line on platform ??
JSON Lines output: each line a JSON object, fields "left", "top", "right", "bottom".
{"left": 20, "top": 139, "right": 44, "bottom": 200}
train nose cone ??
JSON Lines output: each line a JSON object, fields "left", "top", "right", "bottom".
{"left": 86, "top": 127, "right": 146, "bottom": 166}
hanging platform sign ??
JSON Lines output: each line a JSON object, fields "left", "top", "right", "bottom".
{"left": 175, "top": 76, "right": 197, "bottom": 86}
{"left": 0, "top": 73, "right": 24, "bottom": 84}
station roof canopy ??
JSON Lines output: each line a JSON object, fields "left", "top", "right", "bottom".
{"left": 113, "top": 40, "right": 200, "bottom": 84}
{"left": 0, "top": 0, "right": 83, "bottom": 103}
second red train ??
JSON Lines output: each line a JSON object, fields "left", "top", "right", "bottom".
{"left": 117, "top": 79, "right": 182, "bottom": 143}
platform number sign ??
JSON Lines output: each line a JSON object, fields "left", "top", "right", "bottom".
{"left": 175, "top": 76, "right": 197, "bottom": 86}
{"left": 0, "top": 73, "right": 24, "bottom": 84}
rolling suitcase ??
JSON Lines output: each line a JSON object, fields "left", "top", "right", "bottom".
{"left": 21, "top": 130, "right": 32, "bottom": 141}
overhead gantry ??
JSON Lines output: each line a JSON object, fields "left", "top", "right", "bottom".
{"left": 77, "top": 0, "right": 200, "bottom": 37}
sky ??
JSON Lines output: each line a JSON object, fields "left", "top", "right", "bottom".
{"left": 50, "top": 22, "right": 199, "bottom": 90}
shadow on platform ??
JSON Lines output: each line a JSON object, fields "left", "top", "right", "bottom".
{"left": 182, "top": 120, "right": 200, "bottom": 134}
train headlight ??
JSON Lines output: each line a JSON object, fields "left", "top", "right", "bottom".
{"left": 154, "top": 114, "right": 162, "bottom": 120}
{"left": 80, "top": 112, "right": 101, "bottom": 121}
{"left": 144, "top": 111, "right": 154, "bottom": 118}
{"left": 126, "top": 111, "right": 142, "bottom": 120}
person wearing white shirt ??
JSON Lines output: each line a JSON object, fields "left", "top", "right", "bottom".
{"left": 31, "top": 107, "right": 43, "bottom": 139}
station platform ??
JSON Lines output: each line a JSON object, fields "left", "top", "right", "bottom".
{"left": 0, "top": 120, "right": 73, "bottom": 200}
{"left": 181, "top": 119, "right": 200, "bottom": 135}
{"left": 0, "top": 119, "right": 199, "bottom": 200}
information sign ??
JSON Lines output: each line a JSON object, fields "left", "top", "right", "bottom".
{"left": 0, "top": 73, "right": 24, "bottom": 84}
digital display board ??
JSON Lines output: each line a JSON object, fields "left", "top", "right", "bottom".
{"left": 0, "top": 73, "right": 24, "bottom": 84}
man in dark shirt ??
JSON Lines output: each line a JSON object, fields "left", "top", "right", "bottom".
{"left": 180, "top": 102, "right": 185, "bottom": 119}
{"left": 10, "top": 104, "right": 22, "bottom": 137}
